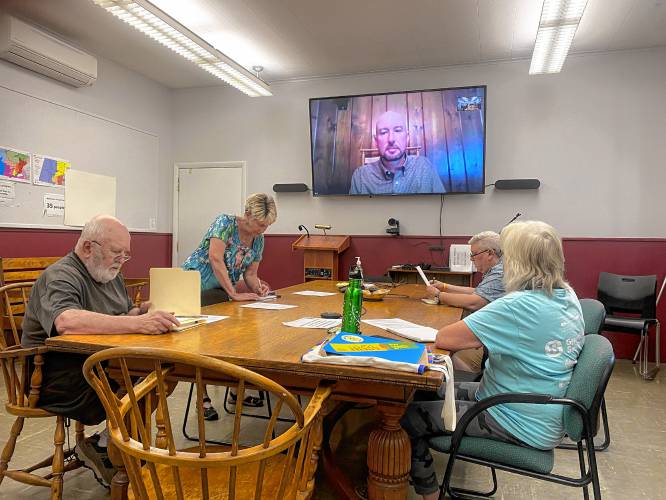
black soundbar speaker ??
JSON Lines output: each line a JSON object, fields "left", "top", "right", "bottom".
{"left": 494, "top": 179, "right": 540, "bottom": 190}
{"left": 273, "top": 183, "right": 309, "bottom": 193}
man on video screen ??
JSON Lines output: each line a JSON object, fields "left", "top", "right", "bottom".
{"left": 349, "top": 110, "right": 445, "bottom": 195}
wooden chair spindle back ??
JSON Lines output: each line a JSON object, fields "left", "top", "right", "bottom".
{"left": 83, "top": 347, "right": 332, "bottom": 500}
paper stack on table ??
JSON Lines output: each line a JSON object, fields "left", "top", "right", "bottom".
{"left": 362, "top": 318, "right": 438, "bottom": 342}
{"left": 283, "top": 317, "right": 342, "bottom": 328}
{"left": 241, "top": 302, "right": 297, "bottom": 310}
{"left": 292, "top": 291, "right": 337, "bottom": 297}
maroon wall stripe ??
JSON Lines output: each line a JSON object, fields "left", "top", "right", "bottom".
{"left": 2, "top": 227, "right": 664, "bottom": 361}
{"left": 0, "top": 227, "right": 172, "bottom": 278}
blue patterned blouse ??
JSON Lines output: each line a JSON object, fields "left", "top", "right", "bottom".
{"left": 182, "top": 214, "right": 264, "bottom": 290}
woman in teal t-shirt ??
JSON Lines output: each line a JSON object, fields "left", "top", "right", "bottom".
{"left": 182, "top": 193, "right": 277, "bottom": 419}
{"left": 402, "top": 221, "right": 584, "bottom": 499}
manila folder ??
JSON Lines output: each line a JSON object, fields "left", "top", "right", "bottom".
{"left": 149, "top": 268, "right": 201, "bottom": 316}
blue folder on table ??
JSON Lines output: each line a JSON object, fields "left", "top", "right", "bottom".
{"left": 323, "top": 332, "right": 425, "bottom": 364}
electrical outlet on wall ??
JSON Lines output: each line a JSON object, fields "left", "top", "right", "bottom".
{"left": 149, "top": 217, "right": 156, "bottom": 230}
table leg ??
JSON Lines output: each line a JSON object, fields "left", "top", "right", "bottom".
{"left": 367, "top": 402, "right": 410, "bottom": 500}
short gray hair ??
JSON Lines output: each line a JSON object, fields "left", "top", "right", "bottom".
{"left": 244, "top": 193, "right": 277, "bottom": 225}
{"left": 75, "top": 215, "right": 125, "bottom": 251}
{"left": 468, "top": 231, "right": 501, "bottom": 257}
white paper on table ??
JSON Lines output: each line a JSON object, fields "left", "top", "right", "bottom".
{"left": 415, "top": 266, "right": 431, "bottom": 286}
{"left": 283, "top": 317, "right": 342, "bottom": 329}
{"left": 292, "top": 291, "right": 337, "bottom": 297}
{"left": 204, "top": 315, "right": 229, "bottom": 324}
{"left": 362, "top": 318, "right": 438, "bottom": 342}
{"left": 241, "top": 302, "right": 297, "bottom": 310}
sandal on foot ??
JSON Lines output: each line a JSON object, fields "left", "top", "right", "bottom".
{"left": 228, "top": 392, "right": 264, "bottom": 408}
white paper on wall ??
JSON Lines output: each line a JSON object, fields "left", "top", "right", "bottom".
{"left": 64, "top": 170, "right": 116, "bottom": 227}
{"left": 43, "top": 193, "right": 64, "bottom": 217}
{"left": 0, "top": 180, "right": 15, "bottom": 202}
{"left": 449, "top": 244, "right": 473, "bottom": 272}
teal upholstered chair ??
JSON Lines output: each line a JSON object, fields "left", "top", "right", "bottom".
{"left": 580, "top": 298, "right": 606, "bottom": 335}
{"left": 428, "top": 334, "right": 614, "bottom": 500}
{"left": 560, "top": 298, "right": 611, "bottom": 451}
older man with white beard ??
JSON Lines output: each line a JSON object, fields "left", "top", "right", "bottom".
{"left": 21, "top": 214, "right": 178, "bottom": 485}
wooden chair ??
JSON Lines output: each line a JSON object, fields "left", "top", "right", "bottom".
{"left": 0, "top": 257, "right": 61, "bottom": 286}
{"left": 0, "top": 282, "right": 84, "bottom": 499}
{"left": 0, "top": 257, "right": 60, "bottom": 334}
{"left": 124, "top": 278, "right": 149, "bottom": 307}
{"left": 82, "top": 346, "right": 333, "bottom": 499}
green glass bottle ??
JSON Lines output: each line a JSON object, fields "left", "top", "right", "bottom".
{"left": 341, "top": 257, "right": 364, "bottom": 333}
{"left": 341, "top": 278, "right": 362, "bottom": 333}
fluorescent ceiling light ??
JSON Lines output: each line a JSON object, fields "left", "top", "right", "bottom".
{"left": 529, "top": 0, "right": 589, "bottom": 75}
{"left": 92, "top": 0, "right": 271, "bottom": 96}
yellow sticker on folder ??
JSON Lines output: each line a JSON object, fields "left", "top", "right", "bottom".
{"left": 330, "top": 343, "right": 416, "bottom": 352}
{"left": 323, "top": 332, "right": 425, "bottom": 364}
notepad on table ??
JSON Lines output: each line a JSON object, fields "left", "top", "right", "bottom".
{"left": 241, "top": 302, "right": 297, "bottom": 310}
{"left": 362, "top": 318, "right": 438, "bottom": 342}
{"left": 171, "top": 316, "right": 207, "bottom": 332}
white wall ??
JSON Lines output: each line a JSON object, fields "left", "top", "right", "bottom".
{"left": 172, "top": 47, "right": 666, "bottom": 238}
{"left": 0, "top": 54, "right": 173, "bottom": 232}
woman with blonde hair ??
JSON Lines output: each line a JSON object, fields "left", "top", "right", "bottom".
{"left": 402, "top": 221, "right": 585, "bottom": 500}
{"left": 182, "top": 193, "right": 277, "bottom": 417}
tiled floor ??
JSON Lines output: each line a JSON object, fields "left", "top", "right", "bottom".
{"left": 1, "top": 359, "right": 664, "bottom": 499}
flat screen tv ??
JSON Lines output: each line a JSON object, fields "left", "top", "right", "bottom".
{"left": 309, "top": 85, "right": 486, "bottom": 196}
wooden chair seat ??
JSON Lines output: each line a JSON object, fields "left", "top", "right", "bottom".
{"left": 129, "top": 446, "right": 294, "bottom": 499}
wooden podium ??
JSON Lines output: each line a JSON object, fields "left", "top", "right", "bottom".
{"left": 292, "top": 235, "right": 351, "bottom": 281}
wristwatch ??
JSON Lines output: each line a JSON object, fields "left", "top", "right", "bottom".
{"left": 434, "top": 290, "right": 441, "bottom": 305}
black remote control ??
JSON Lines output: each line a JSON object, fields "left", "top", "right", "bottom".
{"left": 321, "top": 312, "right": 342, "bottom": 319}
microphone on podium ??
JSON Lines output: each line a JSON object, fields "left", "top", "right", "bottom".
{"left": 297, "top": 225, "right": 310, "bottom": 237}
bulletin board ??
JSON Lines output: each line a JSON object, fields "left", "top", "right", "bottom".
{"left": 0, "top": 85, "right": 159, "bottom": 231}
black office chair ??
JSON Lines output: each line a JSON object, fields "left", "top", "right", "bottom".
{"left": 597, "top": 272, "right": 660, "bottom": 380}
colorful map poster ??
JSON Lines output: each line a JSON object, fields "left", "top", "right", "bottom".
{"left": 0, "top": 146, "right": 31, "bottom": 183}
{"left": 32, "top": 154, "right": 71, "bottom": 187}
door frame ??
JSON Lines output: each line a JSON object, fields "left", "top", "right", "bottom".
{"left": 172, "top": 161, "right": 247, "bottom": 266}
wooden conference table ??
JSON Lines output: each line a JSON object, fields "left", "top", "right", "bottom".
{"left": 46, "top": 280, "right": 461, "bottom": 499}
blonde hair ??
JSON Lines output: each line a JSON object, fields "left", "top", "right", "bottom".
{"left": 501, "top": 220, "right": 567, "bottom": 295}
{"left": 244, "top": 193, "right": 277, "bottom": 225}
{"left": 468, "top": 231, "right": 501, "bottom": 257}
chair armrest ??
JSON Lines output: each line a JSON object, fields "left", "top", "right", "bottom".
{"left": 302, "top": 381, "right": 334, "bottom": 428}
{"left": 448, "top": 392, "right": 591, "bottom": 452}
{"left": 0, "top": 345, "right": 48, "bottom": 359}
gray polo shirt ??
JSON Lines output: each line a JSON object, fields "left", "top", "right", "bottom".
{"left": 475, "top": 260, "right": 505, "bottom": 303}
{"left": 349, "top": 155, "right": 446, "bottom": 195}
{"left": 21, "top": 252, "right": 132, "bottom": 348}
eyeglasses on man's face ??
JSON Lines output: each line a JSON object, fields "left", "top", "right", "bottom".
{"left": 91, "top": 240, "right": 131, "bottom": 263}
{"left": 470, "top": 249, "right": 490, "bottom": 260}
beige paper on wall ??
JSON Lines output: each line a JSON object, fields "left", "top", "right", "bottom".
{"left": 149, "top": 268, "right": 201, "bottom": 316}
{"left": 64, "top": 169, "right": 117, "bottom": 227}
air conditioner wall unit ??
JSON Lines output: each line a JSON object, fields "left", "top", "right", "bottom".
{"left": 0, "top": 14, "right": 97, "bottom": 87}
